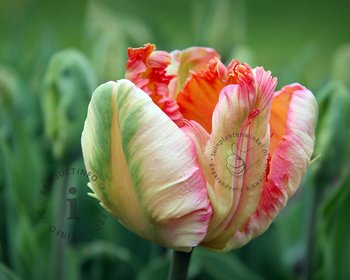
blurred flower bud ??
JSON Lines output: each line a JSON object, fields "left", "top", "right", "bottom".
{"left": 228, "top": 45, "right": 256, "bottom": 67}
{"left": 192, "top": 0, "right": 246, "bottom": 55}
{"left": 332, "top": 44, "right": 350, "bottom": 88}
{"left": 0, "top": 66, "right": 21, "bottom": 138}
{"left": 314, "top": 81, "right": 350, "bottom": 186}
{"left": 85, "top": 1, "right": 152, "bottom": 80}
{"left": 41, "top": 49, "right": 97, "bottom": 162}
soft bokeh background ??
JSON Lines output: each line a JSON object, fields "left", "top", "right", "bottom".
{"left": 1, "top": 0, "right": 350, "bottom": 279}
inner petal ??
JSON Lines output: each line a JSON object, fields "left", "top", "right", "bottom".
{"left": 176, "top": 59, "right": 227, "bottom": 133}
{"left": 176, "top": 59, "right": 254, "bottom": 133}
{"left": 125, "top": 44, "right": 183, "bottom": 126}
{"left": 167, "top": 47, "right": 220, "bottom": 99}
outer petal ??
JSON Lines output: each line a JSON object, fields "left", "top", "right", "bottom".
{"left": 226, "top": 83, "right": 318, "bottom": 249}
{"left": 81, "top": 79, "right": 212, "bottom": 251}
{"left": 167, "top": 47, "right": 220, "bottom": 98}
{"left": 185, "top": 67, "right": 277, "bottom": 250}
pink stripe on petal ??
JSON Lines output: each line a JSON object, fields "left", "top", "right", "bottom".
{"left": 198, "top": 67, "right": 277, "bottom": 250}
{"left": 226, "top": 84, "right": 318, "bottom": 250}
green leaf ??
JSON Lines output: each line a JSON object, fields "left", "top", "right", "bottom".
{"left": 78, "top": 240, "right": 141, "bottom": 279}
{"left": 318, "top": 173, "right": 350, "bottom": 279}
{"left": 314, "top": 81, "right": 350, "bottom": 187}
{"left": 136, "top": 256, "right": 169, "bottom": 280}
{"left": 196, "top": 248, "right": 264, "bottom": 280}
{"left": 0, "top": 262, "right": 22, "bottom": 280}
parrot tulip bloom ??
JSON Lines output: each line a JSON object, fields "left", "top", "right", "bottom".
{"left": 81, "top": 44, "right": 318, "bottom": 252}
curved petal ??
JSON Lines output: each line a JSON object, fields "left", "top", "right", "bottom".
{"left": 125, "top": 44, "right": 183, "bottom": 126}
{"left": 184, "top": 67, "right": 277, "bottom": 250}
{"left": 176, "top": 59, "right": 227, "bottom": 133}
{"left": 226, "top": 83, "right": 318, "bottom": 250}
{"left": 167, "top": 47, "right": 220, "bottom": 98}
{"left": 81, "top": 79, "right": 212, "bottom": 251}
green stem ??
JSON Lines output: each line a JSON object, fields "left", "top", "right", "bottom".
{"left": 167, "top": 249, "right": 193, "bottom": 280}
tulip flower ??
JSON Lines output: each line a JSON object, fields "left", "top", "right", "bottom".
{"left": 81, "top": 44, "right": 318, "bottom": 252}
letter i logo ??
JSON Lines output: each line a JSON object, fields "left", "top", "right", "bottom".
{"left": 67, "top": 187, "right": 79, "bottom": 220}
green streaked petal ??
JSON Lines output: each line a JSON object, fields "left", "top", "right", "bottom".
{"left": 225, "top": 83, "right": 317, "bottom": 250}
{"left": 82, "top": 79, "right": 212, "bottom": 251}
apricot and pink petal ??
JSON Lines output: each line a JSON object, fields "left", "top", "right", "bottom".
{"left": 225, "top": 83, "right": 318, "bottom": 250}
{"left": 200, "top": 67, "right": 277, "bottom": 250}
{"left": 176, "top": 59, "right": 227, "bottom": 133}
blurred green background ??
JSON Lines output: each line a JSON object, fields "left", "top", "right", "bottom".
{"left": 1, "top": 0, "right": 350, "bottom": 279}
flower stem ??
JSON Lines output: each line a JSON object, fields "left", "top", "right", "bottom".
{"left": 167, "top": 249, "right": 193, "bottom": 280}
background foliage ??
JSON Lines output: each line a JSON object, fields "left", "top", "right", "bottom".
{"left": 1, "top": 0, "right": 350, "bottom": 279}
